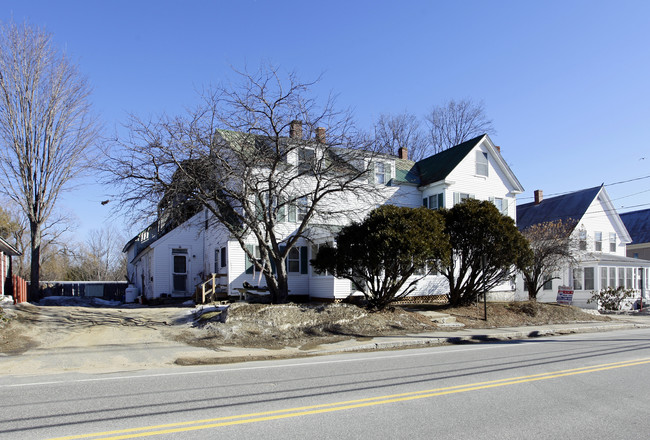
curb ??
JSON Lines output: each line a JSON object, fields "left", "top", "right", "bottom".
{"left": 314, "top": 322, "right": 649, "bottom": 354}
{"left": 174, "top": 322, "right": 650, "bottom": 366}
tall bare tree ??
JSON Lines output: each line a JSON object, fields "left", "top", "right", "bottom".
{"left": 374, "top": 111, "right": 429, "bottom": 161}
{"left": 518, "top": 220, "right": 578, "bottom": 300}
{"left": 0, "top": 21, "right": 99, "bottom": 300}
{"left": 426, "top": 98, "right": 495, "bottom": 154}
{"left": 107, "top": 64, "right": 382, "bottom": 303}
{"left": 78, "top": 226, "right": 127, "bottom": 281}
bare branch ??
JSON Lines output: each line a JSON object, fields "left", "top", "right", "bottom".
{"left": 425, "top": 98, "right": 495, "bottom": 154}
{"left": 0, "top": 21, "right": 100, "bottom": 298}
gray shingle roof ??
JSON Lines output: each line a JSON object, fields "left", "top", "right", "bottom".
{"left": 619, "top": 208, "right": 650, "bottom": 245}
{"left": 516, "top": 185, "right": 602, "bottom": 231}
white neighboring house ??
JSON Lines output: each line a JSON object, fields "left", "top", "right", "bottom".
{"left": 123, "top": 214, "right": 205, "bottom": 299}
{"left": 514, "top": 186, "right": 650, "bottom": 308}
{"left": 123, "top": 132, "right": 524, "bottom": 302}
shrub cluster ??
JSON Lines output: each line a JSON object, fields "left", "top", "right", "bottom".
{"left": 588, "top": 287, "right": 634, "bottom": 311}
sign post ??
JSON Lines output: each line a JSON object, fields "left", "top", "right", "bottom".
{"left": 556, "top": 286, "right": 574, "bottom": 305}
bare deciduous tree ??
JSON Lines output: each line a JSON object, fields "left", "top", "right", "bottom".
{"left": 80, "top": 226, "right": 127, "bottom": 281}
{"left": 0, "top": 21, "right": 99, "bottom": 299}
{"left": 107, "top": 64, "right": 383, "bottom": 303}
{"left": 518, "top": 219, "right": 578, "bottom": 300}
{"left": 426, "top": 98, "right": 495, "bottom": 154}
{"left": 374, "top": 112, "right": 429, "bottom": 161}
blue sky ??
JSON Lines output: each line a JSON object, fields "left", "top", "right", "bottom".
{"left": 2, "top": 0, "right": 650, "bottom": 239}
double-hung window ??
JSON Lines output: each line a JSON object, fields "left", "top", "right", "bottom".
{"left": 489, "top": 197, "right": 509, "bottom": 215}
{"left": 609, "top": 267, "right": 616, "bottom": 288}
{"left": 578, "top": 229, "right": 587, "bottom": 251}
{"left": 287, "top": 248, "right": 301, "bottom": 273}
{"left": 285, "top": 196, "right": 308, "bottom": 223}
{"left": 609, "top": 233, "right": 617, "bottom": 252}
{"left": 298, "top": 148, "right": 315, "bottom": 172}
{"left": 297, "top": 196, "right": 308, "bottom": 222}
{"left": 476, "top": 151, "right": 488, "bottom": 176}
{"left": 573, "top": 268, "right": 583, "bottom": 290}
{"left": 594, "top": 232, "right": 602, "bottom": 252}
{"left": 424, "top": 193, "right": 443, "bottom": 210}
{"left": 374, "top": 162, "right": 392, "bottom": 185}
{"left": 453, "top": 192, "right": 474, "bottom": 205}
{"left": 543, "top": 274, "right": 553, "bottom": 290}
{"left": 584, "top": 267, "right": 594, "bottom": 290}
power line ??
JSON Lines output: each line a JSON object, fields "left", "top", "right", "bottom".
{"left": 520, "top": 174, "right": 650, "bottom": 201}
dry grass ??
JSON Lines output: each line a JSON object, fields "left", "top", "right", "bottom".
{"left": 440, "top": 301, "right": 610, "bottom": 328}
{"left": 1, "top": 300, "right": 611, "bottom": 354}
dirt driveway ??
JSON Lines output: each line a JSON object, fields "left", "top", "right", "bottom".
{"left": 0, "top": 301, "right": 438, "bottom": 374}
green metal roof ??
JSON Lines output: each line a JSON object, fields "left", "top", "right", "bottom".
{"left": 393, "top": 158, "right": 421, "bottom": 185}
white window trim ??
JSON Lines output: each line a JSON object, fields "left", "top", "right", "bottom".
{"left": 475, "top": 151, "right": 489, "bottom": 177}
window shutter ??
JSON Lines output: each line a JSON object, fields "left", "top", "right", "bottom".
{"left": 300, "top": 246, "right": 308, "bottom": 274}
{"left": 437, "top": 193, "right": 444, "bottom": 209}
{"left": 502, "top": 198, "right": 509, "bottom": 215}
{"left": 245, "top": 244, "right": 254, "bottom": 274}
{"left": 422, "top": 198, "right": 428, "bottom": 208}
{"left": 369, "top": 161, "right": 375, "bottom": 184}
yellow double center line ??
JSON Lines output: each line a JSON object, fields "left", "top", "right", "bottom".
{"left": 48, "top": 357, "right": 650, "bottom": 440}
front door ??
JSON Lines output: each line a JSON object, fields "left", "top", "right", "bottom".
{"left": 172, "top": 251, "right": 188, "bottom": 293}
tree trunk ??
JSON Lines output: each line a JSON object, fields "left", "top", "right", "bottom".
{"left": 28, "top": 220, "right": 41, "bottom": 302}
{"left": 525, "top": 277, "right": 539, "bottom": 301}
{"left": 266, "top": 257, "right": 290, "bottom": 304}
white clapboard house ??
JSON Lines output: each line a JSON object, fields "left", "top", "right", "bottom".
{"left": 515, "top": 186, "right": 650, "bottom": 308}
{"left": 123, "top": 128, "right": 524, "bottom": 302}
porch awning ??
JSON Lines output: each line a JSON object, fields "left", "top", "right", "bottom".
{"left": 581, "top": 252, "right": 650, "bottom": 267}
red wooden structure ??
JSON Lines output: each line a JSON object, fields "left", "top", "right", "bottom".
{"left": 12, "top": 275, "right": 27, "bottom": 304}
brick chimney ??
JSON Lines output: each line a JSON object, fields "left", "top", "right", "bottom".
{"left": 398, "top": 147, "right": 408, "bottom": 160}
{"left": 534, "top": 189, "right": 543, "bottom": 205}
{"left": 289, "top": 120, "right": 303, "bottom": 139}
{"left": 315, "top": 127, "right": 326, "bottom": 143}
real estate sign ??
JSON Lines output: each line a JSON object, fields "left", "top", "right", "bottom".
{"left": 557, "top": 286, "right": 574, "bottom": 305}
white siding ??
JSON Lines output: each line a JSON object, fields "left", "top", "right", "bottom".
{"left": 445, "top": 143, "right": 518, "bottom": 219}
{"left": 126, "top": 137, "right": 525, "bottom": 302}
{"left": 574, "top": 195, "right": 627, "bottom": 256}
{"left": 148, "top": 214, "right": 205, "bottom": 298}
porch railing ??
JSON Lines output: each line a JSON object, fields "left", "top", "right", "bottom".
{"left": 196, "top": 273, "right": 228, "bottom": 304}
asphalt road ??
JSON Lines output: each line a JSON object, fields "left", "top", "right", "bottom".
{"left": 2, "top": 328, "right": 649, "bottom": 440}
